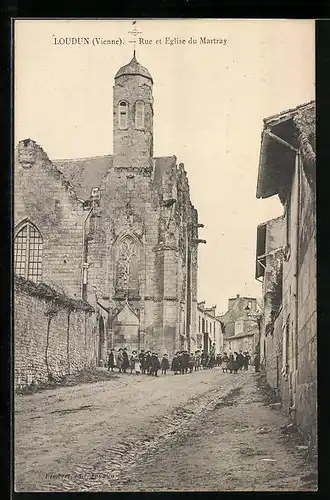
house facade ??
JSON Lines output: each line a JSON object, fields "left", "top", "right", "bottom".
{"left": 218, "top": 295, "right": 260, "bottom": 359}
{"left": 196, "top": 302, "right": 223, "bottom": 354}
{"left": 255, "top": 101, "right": 316, "bottom": 451}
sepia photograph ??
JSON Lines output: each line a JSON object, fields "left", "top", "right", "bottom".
{"left": 13, "top": 19, "right": 316, "bottom": 492}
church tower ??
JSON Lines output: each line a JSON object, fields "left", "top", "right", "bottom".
{"left": 113, "top": 53, "right": 154, "bottom": 171}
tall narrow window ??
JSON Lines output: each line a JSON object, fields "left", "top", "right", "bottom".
{"left": 129, "top": 254, "right": 139, "bottom": 292}
{"left": 14, "top": 222, "right": 42, "bottom": 283}
{"left": 115, "top": 235, "right": 140, "bottom": 296}
{"left": 135, "top": 100, "right": 145, "bottom": 129}
{"left": 119, "top": 101, "right": 128, "bottom": 129}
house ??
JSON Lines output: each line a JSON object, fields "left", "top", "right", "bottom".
{"left": 255, "top": 101, "right": 316, "bottom": 451}
{"left": 218, "top": 295, "right": 260, "bottom": 359}
{"left": 197, "top": 302, "right": 223, "bottom": 354}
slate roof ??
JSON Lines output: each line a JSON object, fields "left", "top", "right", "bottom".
{"left": 52, "top": 155, "right": 113, "bottom": 200}
{"left": 52, "top": 154, "right": 176, "bottom": 201}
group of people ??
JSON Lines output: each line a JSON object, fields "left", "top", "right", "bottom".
{"left": 170, "top": 349, "right": 218, "bottom": 375}
{"left": 107, "top": 348, "right": 170, "bottom": 377}
{"left": 107, "top": 346, "right": 251, "bottom": 377}
{"left": 220, "top": 351, "right": 251, "bottom": 374}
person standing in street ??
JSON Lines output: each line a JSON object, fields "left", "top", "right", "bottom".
{"left": 122, "top": 347, "right": 130, "bottom": 374}
{"left": 107, "top": 349, "right": 115, "bottom": 372}
{"left": 222, "top": 353, "right": 229, "bottom": 373}
{"left": 145, "top": 350, "right": 152, "bottom": 375}
{"left": 171, "top": 353, "right": 180, "bottom": 375}
{"left": 195, "top": 350, "right": 201, "bottom": 370}
{"left": 237, "top": 350, "right": 244, "bottom": 370}
{"left": 201, "top": 350, "right": 207, "bottom": 369}
{"left": 130, "top": 350, "right": 139, "bottom": 374}
{"left": 209, "top": 342, "right": 216, "bottom": 368}
{"left": 117, "top": 348, "right": 124, "bottom": 373}
{"left": 161, "top": 354, "right": 170, "bottom": 374}
{"left": 133, "top": 351, "right": 141, "bottom": 374}
{"left": 188, "top": 353, "right": 195, "bottom": 373}
{"left": 139, "top": 349, "right": 146, "bottom": 374}
{"left": 182, "top": 351, "right": 190, "bottom": 374}
{"left": 243, "top": 352, "right": 249, "bottom": 370}
{"left": 151, "top": 352, "right": 161, "bottom": 376}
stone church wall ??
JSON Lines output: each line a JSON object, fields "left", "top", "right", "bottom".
{"left": 14, "top": 139, "right": 86, "bottom": 299}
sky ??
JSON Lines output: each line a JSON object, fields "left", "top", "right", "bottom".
{"left": 15, "top": 19, "right": 315, "bottom": 314}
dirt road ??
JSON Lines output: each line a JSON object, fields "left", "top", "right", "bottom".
{"left": 14, "top": 368, "right": 317, "bottom": 492}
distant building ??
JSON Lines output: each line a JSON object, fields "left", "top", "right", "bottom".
{"left": 197, "top": 302, "right": 223, "bottom": 354}
{"left": 218, "top": 295, "right": 260, "bottom": 357}
{"left": 255, "top": 101, "right": 316, "bottom": 451}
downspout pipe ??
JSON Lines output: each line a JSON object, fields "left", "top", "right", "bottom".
{"left": 294, "top": 154, "right": 300, "bottom": 375}
{"left": 82, "top": 206, "right": 93, "bottom": 300}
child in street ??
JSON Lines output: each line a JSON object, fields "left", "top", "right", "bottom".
{"left": 161, "top": 354, "right": 170, "bottom": 374}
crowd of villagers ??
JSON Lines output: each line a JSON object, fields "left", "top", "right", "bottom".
{"left": 107, "top": 343, "right": 251, "bottom": 377}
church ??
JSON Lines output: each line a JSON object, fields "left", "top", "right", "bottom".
{"left": 14, "top": 54, "right": 204, "bottom": 384}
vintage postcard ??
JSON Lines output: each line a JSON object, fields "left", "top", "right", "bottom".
{"left": 13, "top": 19, "right": 316, "bottom": 492}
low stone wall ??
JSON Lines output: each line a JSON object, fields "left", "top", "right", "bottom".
{"left": 14, "top": 276, "right": 97, "bottom": 390}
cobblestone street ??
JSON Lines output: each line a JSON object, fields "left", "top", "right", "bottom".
{"left": 14, "top": 368, "right": 317, "bottom": 492}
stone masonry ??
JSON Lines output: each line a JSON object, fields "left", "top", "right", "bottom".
{"left": 14, "top": 277, "right": 96, "bottom": 388}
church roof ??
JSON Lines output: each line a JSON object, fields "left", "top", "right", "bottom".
{"left": 52, "top": 155, "right": 113, "bottom": 200}
{"left": 115, "top": 54, "right": 153, "bottom": 83}
{"left": 52, "top": 155, "right": 174, "bottom": 201}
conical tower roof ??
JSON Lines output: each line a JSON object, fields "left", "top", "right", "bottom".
{"left": 115, "top": 53, "right": 153, "bottom": 83}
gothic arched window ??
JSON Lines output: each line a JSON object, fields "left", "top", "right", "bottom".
{"left": 135, "top": 101, "right": 145, "bottom": 129}
{"left": 115, "top": 236, "right": 139, "bottom": 295}
{"left": 14, "top": 222, "right": 43, "bottom": 283}
{"left": 119, "top": 101, "right": 128, "bottom": 129}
